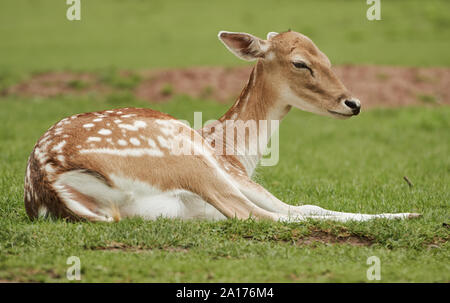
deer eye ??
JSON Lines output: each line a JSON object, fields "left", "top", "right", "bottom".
{"left": 292, "top": 61, "right": 314, "bottom": 76}
{"left": 292, "top": 61, "right": 307, "bottom": 69}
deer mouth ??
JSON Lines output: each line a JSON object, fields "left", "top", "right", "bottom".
{"left": 327, "top": 110, "right": 354, "bottom": 117}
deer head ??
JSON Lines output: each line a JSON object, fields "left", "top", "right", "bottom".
{"left": 218, "top": 30, "right": 361, "bottom": 118}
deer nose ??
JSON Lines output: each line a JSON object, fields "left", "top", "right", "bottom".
{"left": 344, "top": 100, "right": 361, "bottom": 115}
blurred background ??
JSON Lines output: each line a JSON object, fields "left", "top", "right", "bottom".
{"left": 1, "top": 0, "right": 449, "bottom": 72}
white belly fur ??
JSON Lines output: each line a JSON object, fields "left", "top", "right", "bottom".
{"left": 55, "top": 171, "right": 226, "bottom": 221}
{"left": 120, "top": 189, "right": 226, "bottom": 220}
{"left": 110, "top": 174, "right": 225, "bottom": 220}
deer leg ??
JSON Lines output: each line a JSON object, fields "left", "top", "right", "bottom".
{"left": 236, "top": 177, "right": 419, "bottom": 222}
{"left": 187, "top": 169, "right": 295, "bottom": 222}
{"left": 52, "top": 170, "right": 128, "bottom": 222}
{"left": 293, "top": 205, "right": 419, "bottom": 221}
{"left": 202, "top": 185, "right": 286, "bottom": 221}
{"left": 237, "top": 178, "right": 301, "bottom": 216}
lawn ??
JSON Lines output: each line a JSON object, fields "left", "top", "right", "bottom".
{"left": 0, "top": 0, "right": 450, "bottom": 73}
{"left": 0, "top": 96, "right": 448, "bottom": 282}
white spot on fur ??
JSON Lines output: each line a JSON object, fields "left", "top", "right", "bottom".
{"left": 52, "top": 140, "right": 66, "bottom": 153}
{"left": 160, "top": 126, "right": 175, "bottom": 136}
{"left": 26, "top": 163, "right": 31, "bottom": 180}
{"left": 129, "top": 138, "right": 141, "bottom": 146}
{"left": 38, "top": 205, "right": 49, "bottom": 218}
{"left": 93, "top": 118, "right": 103, "bottom": 122}
{"left": 118, "top": 139, "right": 127, "bottom": 146}
{"left": 155, "top": 120, "right": 182, "bottom": 137}
{"left": 118, "top": 121, "right": 147, "bottom": 131}
{"left": 135, "top": 120, "right": 146, "bottom": 128}
{"left": 40, "top": 134, "right": 51, "bottom": 144}
{"left": 157, "top": 136, "right": 171, "bottom": 149}
{"left": 45, "top": 163, "right": 55, "bottom": 174}
{"left": 34, "top": 147, "right": 48, "bottom": 163}
{"left": 83, "top": 123, "right": 95, "bottom": 128}
{"left": 98, "top": 129, "right": 112, "bottom": 136}
{"left": 87, "top": 137, "right": 101, "bottom": 142}
{"left": 80, "top": 148, "right": 164, "bottom": 157}
{"left": 147, "top": 138, "right": 156, "bottom": 148}
{"left": 40, "top": 139, "right": 52, "bottom": 151}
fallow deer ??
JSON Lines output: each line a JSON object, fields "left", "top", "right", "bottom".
{"left": 24, "top": 30, "right": 419, "bottom": 222}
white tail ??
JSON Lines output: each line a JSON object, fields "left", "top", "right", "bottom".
{"left": 24, "top": 30, "right": 419, "bottom": 222}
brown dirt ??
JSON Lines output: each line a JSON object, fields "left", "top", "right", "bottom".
{"left": 135, "top": 67, "right": 253, "bottom": 102}
{"left": 5, "top": 72, "right": 113, "bottom": 98}
{"left": 242, "top": 227, "right": 374, "bottom": 247}
{"left": 4, "top": 65, "right": 450, "bottom": 108}
{"left": 90, "top": 241, "right": 189, "bottom": 253}
{"left": 295, "top": 229, "right": 373, "bottom": 247}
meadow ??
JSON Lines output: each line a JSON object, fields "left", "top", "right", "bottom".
{"left": 0, "top": 96, "right": 449, "bottom": 282}
{"left": 0, "top": 0, "right": 449, "bottom": 73}
{"left": 0, "top": 0, "right": 449, "bottom": 282}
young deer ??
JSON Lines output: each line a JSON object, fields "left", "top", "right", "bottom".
{"left": 24, "top": 30, "right": 419, "bottom": 222}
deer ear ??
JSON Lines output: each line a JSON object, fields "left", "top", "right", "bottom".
{"left": 218, "top": 31, "right": 268, "bottom": 61}
{"left": 266, "top": 32, "right": 278, "bottom": 40}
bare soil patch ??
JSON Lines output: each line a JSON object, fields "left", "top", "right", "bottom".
{"left": 242, "top": 227, "right": 374, "bottom": 247}
{"left": 4, "top": 65, "right": 449, "bottom": 108}
{"left": 5, "top": 72, "right": 112, "bottom": 98}
{"left": 90, "top": 241, "right": 189, "bottom": 253}
{"left": 295, "top": 229, "right": 373, "bottom": 247}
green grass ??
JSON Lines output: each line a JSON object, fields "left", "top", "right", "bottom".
{"left": 0, "top": 95, "right": 449, "bottom": 282}
{"left": 1, "top": 0, "right": 450, "bottom": 73}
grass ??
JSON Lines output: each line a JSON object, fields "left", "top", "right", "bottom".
{"left": 0, "top": 95, "right": 449, "bottom": 282}
{"left": 1, "top": 0, "right": 450, "bottom": 73}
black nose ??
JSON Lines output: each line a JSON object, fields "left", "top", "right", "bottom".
{"left": 344, "top": 100, "right": 361, "bottom": 115}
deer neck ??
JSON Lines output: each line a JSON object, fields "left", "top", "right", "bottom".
{"left": 200, "top": 61, "right": 291, "bottom": 176}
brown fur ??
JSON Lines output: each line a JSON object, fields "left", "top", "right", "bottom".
{"left": 264, "top": 31, "right": 352, "bottom": 113}
{"left": 24, "top": 108, "right": 175, "bottom": 220}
